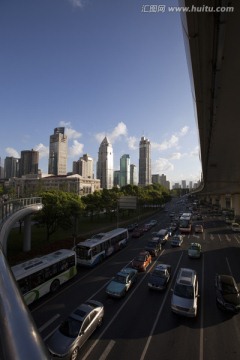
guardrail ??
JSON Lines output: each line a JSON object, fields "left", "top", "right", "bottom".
{"left": 0, "top": 197, "right": 42, "bottom": 226}
{"left": 0, "top": 197, "right": 50, "bottom": 359}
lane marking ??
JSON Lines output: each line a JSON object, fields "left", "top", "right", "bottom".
{"left": 98, "top": 340, "right": 115, "bottom": 360}
{"left": 139, "top": 252, "right": 184, "bottom": 360}
{"left": 39, "top": 314, "right": 60, "bottom": 333}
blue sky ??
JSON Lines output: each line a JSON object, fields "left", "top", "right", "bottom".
{"left": 0, "top": 0, "right": 202, "bottom": 185}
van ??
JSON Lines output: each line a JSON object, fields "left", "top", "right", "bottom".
{"left": 171, "top": 268, "right": 199, "bottom": 317}
{"left": 154, "top": 229, "right": 169, "bottom": 245}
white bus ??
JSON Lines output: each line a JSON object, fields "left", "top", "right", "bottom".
{"left": 75, "top": 228, "right": 129, "bottom": 267}
{"left": 11, "top": 249, "right": 77, "bottom": 305}
{"left": 179, "top": 213, "right": 192, "bottom": 233}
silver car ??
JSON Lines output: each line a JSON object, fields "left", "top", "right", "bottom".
{"left": 171, "top": 268, "right": 199, "bottom": 317}
{"left": 46, "top": 299, "right": 104, "bottom": 360}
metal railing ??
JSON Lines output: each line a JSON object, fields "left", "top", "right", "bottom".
{"left": 0, "top": 197, "right": 50, "bottom": 359}
{"left": 0, "top": 197, "right": 42, "bottom": 226}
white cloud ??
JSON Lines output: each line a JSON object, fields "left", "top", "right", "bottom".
{"left": 69, "top": 140, "right": 84, "bottom": 157}
{"left": 127, "top": 136, "right": 138, "bottom": 150}
{"left": 190, "top": 146, "right": 200, "bottom": 157}
{"left": 5, "top": 147, "right": 20, "bottom": 158}
{"left": 59, "top": 121, "right": 82, "bottom": 140}
{"left": 152, "top": 126, "right": 190, "bottom": 152}
{"left": 170, "top": 152, "right": 182, "bottom": 160}
{"left": 153, "top": 158, "right": 174, "bottom": 173}
{"left": 179, "top": 126, "right": 189, "bottom": 136}
{"left": 68, "top": 0, "right": 85, "bottom": 8}
{"left": 95, "top": 121, "right": 128, "bottom": 144}
{"left": 34, "top": 143, "right": 49, "bottom": 159}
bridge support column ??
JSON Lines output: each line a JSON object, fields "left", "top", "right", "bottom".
{"left": 23, "top": 215, "right": 32, "bottom": 252}
{"left": 231, "top": 194, "right": 240, "bottom": 218}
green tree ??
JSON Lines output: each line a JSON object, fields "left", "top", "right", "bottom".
{"left": 36, "top": 190, "right": 84, "bottom": 241}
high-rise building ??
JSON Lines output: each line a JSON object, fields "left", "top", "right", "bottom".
{"left": 182, "top": 180, "right": 187, "bottom": 189}
{"left": 4, "top": 156, "right": 19, "bottom": 179}
{"left": 120, "top": 154, "right": 130, "bottom": 187}
{"left": 97, "top": 136, "right": 113, "bottom": 189}
{"left": 73, "top": 154, "right": 93, "bottom": 179}
{"left": 130, "top": 164, "right": 137, "bottom": 185}
{"left": 138, "top": 136, "right": 151, "bottom": 186}
{"left": 19, "top": 150, "right": 39, "bottom": 177}
{"left": 48, "top": 127, "right": 68, "bottom": 175}
{"left": 113, "top": 170, "right": 120, "bottom": 187}
{"left": 152, "top": 173, "right": 170, "bottom": 190}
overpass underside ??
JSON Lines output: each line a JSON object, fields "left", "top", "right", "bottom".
{"left": 181, "top": 1, "right": 240, "bottom": 196}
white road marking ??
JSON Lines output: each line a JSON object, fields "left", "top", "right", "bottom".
{"left": 98, "top": 340, "right": 115, "bottom": 360}
{"left": 39, "top": 314, "right": 60, "bottom": 333}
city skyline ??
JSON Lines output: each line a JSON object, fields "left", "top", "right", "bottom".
{"left": 0, "top": 0, "right": 202, "bottom": 185}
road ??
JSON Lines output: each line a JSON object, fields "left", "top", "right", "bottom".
{"left": 30, "top": 199, "right": 240, "bottom": 360}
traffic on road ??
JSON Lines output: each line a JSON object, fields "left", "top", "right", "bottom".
{"left": 28, "top": 197, "right": 240, "bottom": 360}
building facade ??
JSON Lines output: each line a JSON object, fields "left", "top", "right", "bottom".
{"left": 120, "top": 154, "right": 130, "bottom": 187}
{"left": 97, "top": 137, "right": 113, "bottom": 189}
{"left": 73, "top": 154, "right": 93, "bottom": 179}
{"left": 19, "top": 150, "right": 39, "bottom": 177}
{"left": 48, "top": 127, "right": 68, "bottom": 176}
{"left": 130, "top": 164, "right": 137, "bottom": 185}
{"left": 9, "top": 174, "right": 100, "bottom": 197}
{"left": 4, "top": 157, "right": 19, "bottom": 179}
{"left": 138, "top": 136, "right": 151, "bottom": 186}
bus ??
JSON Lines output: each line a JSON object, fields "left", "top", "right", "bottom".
{"left": 179, "top": 213, "right": 192, "bottom": 233}
{"left": 75, "top": 228, "right": 129, "bottom": 267}
{"left": 11, "top": 249, "right": 77, "bottom": 305}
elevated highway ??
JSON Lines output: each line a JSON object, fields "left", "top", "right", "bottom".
{"left": 181, "top": 1, "right": 240, "bottom": 212}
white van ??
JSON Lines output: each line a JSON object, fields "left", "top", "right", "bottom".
{"left": 153, "top": 229, "right": 169, "bottom": 245}
{"left": 171, "top": 268, "right": 199, "bottom": 317}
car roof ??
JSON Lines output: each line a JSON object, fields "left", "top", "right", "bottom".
{"left": 71, "top": 303, "right": 93, "bottom": 321}
{"left": 155, "top": 264, "right": 170, "bottom": 271}
{"left": 118, "top": 267, "right": 135, "bottom": 276}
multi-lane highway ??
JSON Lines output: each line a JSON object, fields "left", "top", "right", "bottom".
{"left": 30, "top": 198, "right": 240, "bottom": 360}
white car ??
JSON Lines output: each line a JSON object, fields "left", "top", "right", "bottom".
{"left": 231, "top": 223, "right": 240, "bottom": 232}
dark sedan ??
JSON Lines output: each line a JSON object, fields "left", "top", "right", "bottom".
{"left": 215, "top": 274, "right": 240, "bottom": 313}
{"left": 148, "top": 264, "right": 171, "bottom": 291}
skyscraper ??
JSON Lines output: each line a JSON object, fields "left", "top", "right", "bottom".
{"left": 130, "top": 164, "right": 137, "bottom": 185}
{"left": 120, "top": 154, "right": 130, "bottom": 187}
{"left": 97, "top": 137, "right": 113, "bottom": 189}
{"left": 4, "top": 156, "right": 19, "bottom": 179}
{"left": 19, "top": 150, "right": 39, "bottom": 177}
{"left": 73, "top": 154, "right": 93, "bottom": 179}
{"left": 48, "top": 127, "right": 68, "bottom": 175}
{"left": 138, "top": 136, "right": 151, "bottom": 186}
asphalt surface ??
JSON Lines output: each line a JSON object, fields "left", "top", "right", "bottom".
{"left": 30, "top": 198, "right": 240, "bottom": 360}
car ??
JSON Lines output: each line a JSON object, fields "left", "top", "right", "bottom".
{"left": 188, "top": 242, "right": 201, "bottom": 258}
{"left": 231, "top": 222, "right": 240, "bottom": 232}
{"left": 142, "top": 223, "right": 152, "bottom": 232}
{"left": 149, "top": 219, "right": 157, "bottom": 226}
{"left": 145, "top": 239, "right": 161, "bottom": 257}
{"left": 127, "top": 223, "right": 138, "bottom": 232}
{"left": 171, "top": 268, "right": 199, "bottom": 317}
{"left": 154, "top": 229, "right": 169, "bottom": 245}
{"left": 131, "top": 251, "right": 152, "bottom": 272}
{"left": 106, "top": 267, "right": 138, "bottom": 298}
{"left": 132, "top": 227, "right": 144, "bottom": 238}
{"left": 46, "top": 299, "right": 104, "bottom": 360}
{"left": 215, "top": 274, "right": 240, "bottom": 313}
{"left": 148, "top": 264, "right": 171, "bottom": 291}
{"left": 170, "top": 235, "right": 183, "bottom": 247}
{"left": 195, "top": 224, "right": 203, "bottom": 233}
